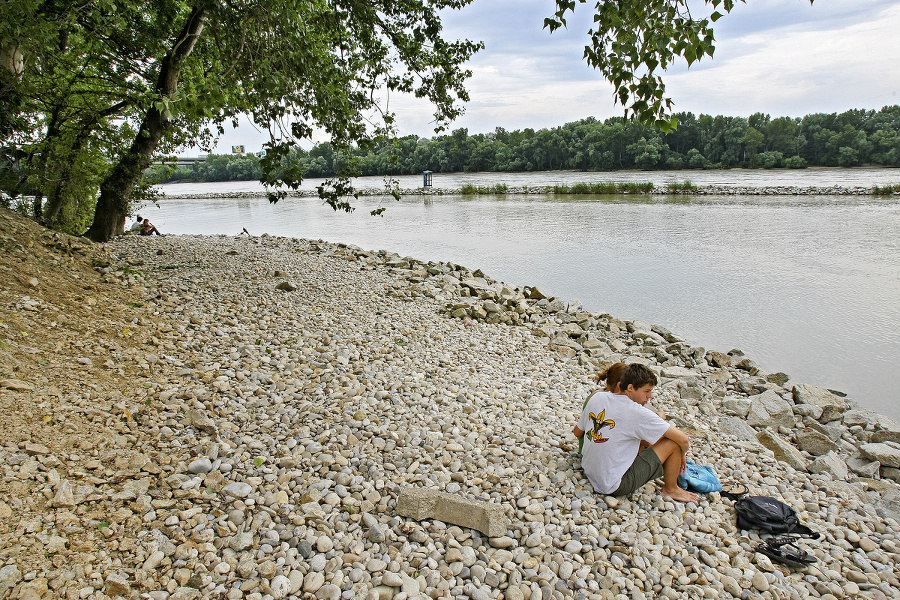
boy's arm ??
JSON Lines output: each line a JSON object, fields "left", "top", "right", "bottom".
{"left": 662, "top": 424, "right": 689, "bottom": 451}
{"left": 573, "top": 425, "right": 584, "bottom": 439}
{"left": 662, "top": 424, "right": 690, "bottom": 471}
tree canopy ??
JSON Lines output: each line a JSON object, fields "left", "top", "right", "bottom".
{"left": 1, "top": 0, "right": 481, "bottom": 239}
{"left": 2, "top": 0, "right": 815, "bottom": 240}
{"left": 153, "top": 106, "right": 900, "bottom": 183}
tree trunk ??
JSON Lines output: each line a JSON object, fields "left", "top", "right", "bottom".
{"left": 85, "top": 6, "right": 207, "bottom": 242}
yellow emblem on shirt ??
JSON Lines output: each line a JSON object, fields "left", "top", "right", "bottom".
{"left": 586, "top": 410, "right": 615, "bottom": 443}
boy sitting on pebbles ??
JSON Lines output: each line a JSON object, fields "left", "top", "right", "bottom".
{"left": 573, "top": 363, "right": 697, "bottom": 503}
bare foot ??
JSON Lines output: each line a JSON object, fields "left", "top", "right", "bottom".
{"left": 662, "top": 486, "right": 698, "bottom": 503}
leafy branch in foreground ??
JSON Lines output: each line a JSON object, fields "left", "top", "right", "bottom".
{"left": 546, "top": 0, "right": 814, "bottom": 131}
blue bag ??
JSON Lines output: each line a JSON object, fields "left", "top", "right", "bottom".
{"left": 677, "top": 460, "right": 722, "bottom": 493}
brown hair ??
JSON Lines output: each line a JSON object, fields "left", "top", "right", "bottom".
{"left": 592, "top": 362, "right": 626, "bottom": 392}
{"left": 619, "top": 363, "right": 658, "bottom": 391}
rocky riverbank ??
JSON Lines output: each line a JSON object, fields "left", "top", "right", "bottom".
{"left": 158, "top": 184, "right": 892, "bottom": 201}
{"left": 1, "top": 208, "right": 899, "bottom": 600}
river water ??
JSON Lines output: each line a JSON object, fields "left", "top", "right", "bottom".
{"left": 148, "top": 168, "right": 900, "bottom": 420}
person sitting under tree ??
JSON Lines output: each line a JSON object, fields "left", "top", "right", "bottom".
{"left": 140, "top": 218, "right": 163, "bottom": 236}
{"left": 129, "top": 215, "right": 144, "bottom": 234}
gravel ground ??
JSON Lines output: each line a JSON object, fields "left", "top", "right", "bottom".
{"left": 1, "top": 208, "right": 898, "bottom": 600}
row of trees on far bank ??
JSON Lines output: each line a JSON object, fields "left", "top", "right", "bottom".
{"left": 155, "top": 106, "right": 900, "bottom": 184}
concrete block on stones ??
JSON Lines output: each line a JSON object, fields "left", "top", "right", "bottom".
{"left": 397, "top": 486, "right": 509, "bottom": 537}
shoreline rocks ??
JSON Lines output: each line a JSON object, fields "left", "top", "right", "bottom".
{"left": 2, "top": 226, "right": 899, "bottom": 600}
{"left": 157, "top": 183, "right": 896, "bottom": 200}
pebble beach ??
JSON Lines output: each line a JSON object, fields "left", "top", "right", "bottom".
{"left": 2, "top": 220, "right": 899, "bottom": 600}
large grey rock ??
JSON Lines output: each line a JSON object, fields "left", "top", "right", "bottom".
{"left": 795, "top": 428, "right": 840, "bottom": 456}
{"left": 547, "top": 299, "right": 567, "bottom": 313}
{"left": 746, "top": 390, "right": 795, "bottom": 429}
{"left": 397, "top": 487, "right": 509, "bottom": 537}
{"left": 870, "top": 414, "right": 900, "bottom": 444}
{"left": 660, "top": 366, "right": 695, "bottom": 379}
{"left": 720, "top": 417, "right": 758, "bottom": 442}
{"left": 858, "top": 443, "right": 900, "bottom": 468}
{"left": 757, "top": 429, "right": 807, "bottom": 470}
{"left": 527, "top": 286, "right": 548, "bottom": 300}
{"left": 842, "top": 410, "right": 900, "bottom": 443}
{"left": 557, "top": 323, "right": 584, "bottom": 337}
{"left": 705, "top": 351, "right": 731, "bottom": 368}
{"left": 874, "top": 487, "right": 900, "bottom": 522}
{"left": 807, "top": 451, "right": 848, "bottom": 480}
{"left": 229, "top": 532, "right": 254, "bottom": 551}
{"left": 846, "top": 457, "right": 881, "bottom": 478}
{"left": 841, "top": 410, "right": 875, "bottom": 428}
{"left": 881, "top": 467, "right": 900, "bottom": 484}
{"left": 792, "top": 403, "right": 824, "bottom": 421}
{"left": 766, "top": 372, "right": 790, "bottom": 386}
{"left": 734, "top": 358, "right": 760, "bottom": 375}
{"left": 791, "top": 384, "right": 847, "bottom": 422}
{"left": 722, "top": 397, "right": 751, "bottom": 418}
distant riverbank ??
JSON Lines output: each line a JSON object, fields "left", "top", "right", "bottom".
{"left": 159, "top": 182, "right": 894, "bottom": 200}
{"left": 155, "top": 167, "right": 900, "bottom": 199}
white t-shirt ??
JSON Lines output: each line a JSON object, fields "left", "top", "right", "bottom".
{"left": 577, "top": 391, "right": 670, "bottom": 494}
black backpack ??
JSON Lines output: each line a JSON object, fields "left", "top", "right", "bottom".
{"left": 735, "top": 496, "right": 815, "bottom": 536}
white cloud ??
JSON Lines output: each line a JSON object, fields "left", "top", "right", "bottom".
{"left": 211, "top": 0, "right": 900, "bottom": 149}
{"left": 664, "top": 2, "right": 900, "bottom": 117}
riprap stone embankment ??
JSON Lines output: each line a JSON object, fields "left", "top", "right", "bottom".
{"left": 159, "top": 184, "right": 891, "bottom": 200}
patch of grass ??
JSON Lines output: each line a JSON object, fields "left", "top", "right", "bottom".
{"left": 666, "top": 180, "right": 698, "bottom": 192}
{"left": 873, "top": 184, "right": 900, "bottom": 195}
{"left": 460, "top": 183, "right": 509, "bottom": 194}
{"left": 129, "top": 301, "right": 144, "bottom": 308}
{"left": 552, "top": 181, "right": 654, "bottom": 194}
{"left": 96, "top": 521, "right": 109, "bottom": 530}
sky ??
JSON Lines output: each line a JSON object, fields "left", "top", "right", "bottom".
{"left": 210, "top": 0, "right": 900, "bottom": 153}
